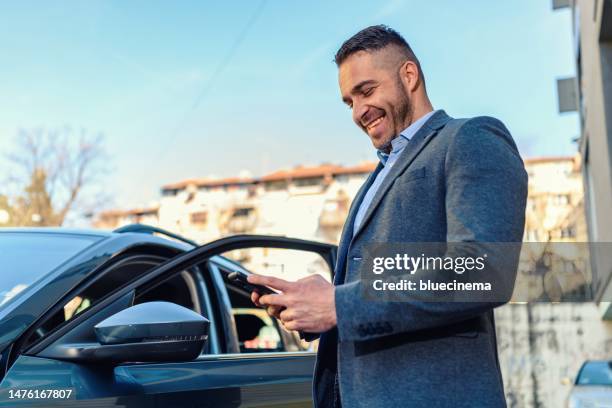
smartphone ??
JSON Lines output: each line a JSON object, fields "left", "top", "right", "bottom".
{"left": 227, "top": 270, "right": 277, "bottom": 296}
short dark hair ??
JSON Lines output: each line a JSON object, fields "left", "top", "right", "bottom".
{"left": 334, "top": 25, "right": 423, "bottom": 80}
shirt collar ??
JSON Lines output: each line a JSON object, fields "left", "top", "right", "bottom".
{"left": 376, "top": 110, "right": 438, "bottom": 165}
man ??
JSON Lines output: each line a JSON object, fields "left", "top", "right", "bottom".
{"left": 249, "top": 25, "right": 527, "bottom": 407}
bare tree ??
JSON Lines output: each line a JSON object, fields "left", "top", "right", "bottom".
{"left": 3, "top": 127, "right": 109, "bottom": 226}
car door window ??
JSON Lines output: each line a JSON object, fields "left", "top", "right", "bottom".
{"left": 24, "top": 255, "right": 165, "bottom": 345}
{"left": 134, "top": 271, "right": 198, "bottom": 312}
{"left": 216, "top": 263, "right": 286, "bottom": 353}
{"left": 212, "top": 247, "right": 334, "bottom": 354}
{"left": 222, "top": 247, "right": 333, "bottom": 283}
{"left": 23, "top": 254, "right": 206, "bottom": 351}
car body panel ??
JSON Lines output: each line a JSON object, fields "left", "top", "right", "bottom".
{"left": 0, "top": 353, "right": 315, "bottom": 407}
{"left": 568, "top": 385, "right": 612, "bottom": 405}
{"left": 567, "top": 360, "right": 612, "bottom": 407}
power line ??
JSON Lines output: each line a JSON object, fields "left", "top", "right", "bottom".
{"left": 191, "top": 0, "right": 267, "bottom": 110}
{"left": 150, "top": 0, "right": 267, "bottom": 166}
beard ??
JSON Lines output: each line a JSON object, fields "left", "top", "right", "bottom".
{"left": 379, "top": 77, "right": 413, "bottom": 153}
{"left": 394, "top": 75, "right": 413, "bottom": 135}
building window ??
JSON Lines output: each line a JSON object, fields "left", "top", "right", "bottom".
{"left": 334, "top": 174, "right": 349, "bottom": 183}
{"left": 264, "top": 180, "right": 288, "bottom": 191}
{"left": 561, "top": 227, "right": 576, "bottom": 238}
{"left": 190, "top": 211, "right": 208, "bottom": 226}
{"left": 293, "top": 177, "right": 323, "bottom": 187}
{"left": 232, "top": 207, "right": 254, "bottom": 218}
{"left": 162, "top": 189, "right": 179, "bottom": 197}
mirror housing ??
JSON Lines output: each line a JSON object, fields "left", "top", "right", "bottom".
{"left": 95, "top": 301, "right": 208, "bottom": 345}
{"left": 37, "top": 301, "right": 208, "bottom": 365}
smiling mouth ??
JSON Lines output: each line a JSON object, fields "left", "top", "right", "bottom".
{"left": 365, "top": 114, "right": 385, "bottom": 131}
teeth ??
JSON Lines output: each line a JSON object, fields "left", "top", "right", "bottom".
{"left": 367, "top": 116, "right": 384, "bottom": 130}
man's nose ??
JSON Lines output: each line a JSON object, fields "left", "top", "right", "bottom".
{"left": 353, "top": 103, "right": 369, "bottom": 127}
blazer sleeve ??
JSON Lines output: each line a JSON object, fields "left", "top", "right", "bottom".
{"left": 334, "top": 116, "right": 528, "bottom": 342}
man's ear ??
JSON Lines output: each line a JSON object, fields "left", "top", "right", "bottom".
{"left": 398, "top": 60, "right": 420, "bottom": 93}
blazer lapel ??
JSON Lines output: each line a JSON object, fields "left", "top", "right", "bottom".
{"left": 333, "top": 163, "right": 383, "bottom": 285}
{"left": 350, "top": 110, "right": 452, "bottom": 242}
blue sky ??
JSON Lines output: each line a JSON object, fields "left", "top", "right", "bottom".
{"left": 0, "top": 0, "right": 578, "bottom": 212}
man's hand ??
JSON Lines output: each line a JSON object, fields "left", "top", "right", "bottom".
{"left": 248, "top": 274, "right": 336, "bottom": 333}
{"left": 250, "top": 290, "right": 284, "bottom": 320}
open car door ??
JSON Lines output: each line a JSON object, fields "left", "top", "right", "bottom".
{"left": 3, "top": 235, "right": 336, "bottom": 407}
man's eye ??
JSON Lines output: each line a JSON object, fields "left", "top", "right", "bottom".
{"left": 364, "top": 88, "right": 374, "bottom": 96}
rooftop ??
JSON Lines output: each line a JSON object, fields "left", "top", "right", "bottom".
{"left": 161, "top": 161, "right": 378, "bottom": 191}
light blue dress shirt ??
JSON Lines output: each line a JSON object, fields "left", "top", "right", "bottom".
{"left": 352, "top": 110, "right": 438, "bottom": 236}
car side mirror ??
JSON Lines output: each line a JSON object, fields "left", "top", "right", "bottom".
{"left": 93, "top": 301, "right": 209, "bottom": 362}
{"left": 38, "top": 301, "right": 209, "bottom": 366}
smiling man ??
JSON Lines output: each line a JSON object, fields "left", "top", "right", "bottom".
{"left": 249, "top": 25, "right": 527, "bottom": 407}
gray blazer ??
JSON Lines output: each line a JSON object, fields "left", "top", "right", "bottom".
{"left": 312, "top": 110, "right": 528, "bottom": 408}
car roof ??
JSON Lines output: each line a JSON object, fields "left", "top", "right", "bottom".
{"left": 0, "top": 227, "right": 197, "bottom": 249}
{"left": 0, "top": 227, "right": 112, "bottom": 235}
{"left": 0, "top": 227, "right": 113, "bottom": 238}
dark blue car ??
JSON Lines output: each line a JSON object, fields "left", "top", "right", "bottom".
{"left": 0, "top": 226, "right": 336, "bottom": 407}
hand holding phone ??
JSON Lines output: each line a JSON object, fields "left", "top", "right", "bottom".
{"left": 227, "top": 271, "right": 277, "bottom": 296}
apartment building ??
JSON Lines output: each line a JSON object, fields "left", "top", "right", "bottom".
{"left": 97, "top": 155, "right": 586, "bottom": 243}
{"left": 94, "top": 162, "right": 377, "bottom": 245}
{"left": 555, "top": 0, "right": 612, "bottom": 317}
{"left": 524, "top": 155, "right": 586, "bottom": 242}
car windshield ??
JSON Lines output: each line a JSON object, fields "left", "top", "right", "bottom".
{"left": 0, "top": 232, "right": 102, "bottom": 312}
{"left": 577, "top": 361, "right": 612, "bottom": 386}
